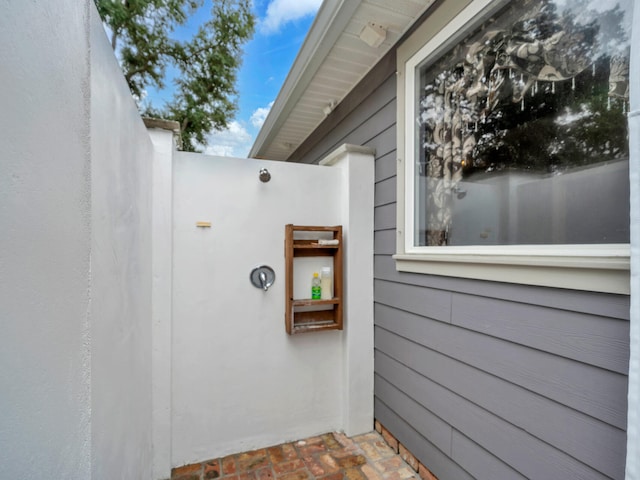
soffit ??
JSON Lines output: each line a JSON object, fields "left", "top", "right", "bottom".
{"left": 250, "top": 0, "right": 435, "bottom": 161}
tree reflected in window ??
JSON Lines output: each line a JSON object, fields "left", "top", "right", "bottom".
{"left": 415, "top": 0, "right": 631, "bottom": 246}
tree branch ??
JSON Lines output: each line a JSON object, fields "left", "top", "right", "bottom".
{"left": 111, "top": 30, "right": 119, "bottom": 50}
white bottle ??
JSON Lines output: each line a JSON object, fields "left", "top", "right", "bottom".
{"left": 320, "top": 267, "right": 333, "bottom": 300}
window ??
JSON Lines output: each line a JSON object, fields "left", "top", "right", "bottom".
{"left": 395, "top": 0, "right": 633, "bottom": 293}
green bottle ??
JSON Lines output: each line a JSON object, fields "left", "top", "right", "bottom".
{"left": 311, "top": 272, "right": 321, "bottom": 299}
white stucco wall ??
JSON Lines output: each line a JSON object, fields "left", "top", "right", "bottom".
{"left": 328, "top": 147, "right": 375, "bottom": 437}
{"left": 1, "top": 1, "right": 374, "bottom": 475}
{"left": 0, "top": 3, "right": 154, "bottom": 478}
{"left": 148, "top": 126, "right": 177, "bottom": 479}
{"left": 89, "top": 7, "right": 154, "bottom": 480}
{"left": 170, "top": 150, "right": 374, "bottom": 467}
{"left": 0, "top": 1, "right": 92, "bottom": 478}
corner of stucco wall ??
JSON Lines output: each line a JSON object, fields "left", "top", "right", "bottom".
{"left": 146, "top": 125, "right": 176, "bottom": 480}
{"left": 321, "top": 144, "right": 376, "bottom": 436}
{"left": 0, "top": 0, "right": 93, "bottom": 478}
{"left": 88, "top": 2, "right": 155, "bottom": 478}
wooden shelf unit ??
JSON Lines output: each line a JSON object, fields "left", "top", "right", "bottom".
{"left": 285, "top": 225, "right": 343, "bottom": 334}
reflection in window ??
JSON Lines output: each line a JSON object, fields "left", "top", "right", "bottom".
{"left": 415, "top": 0, "right": 631, "bottom": 246}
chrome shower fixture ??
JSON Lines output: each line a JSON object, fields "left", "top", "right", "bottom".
{"left": 259, "top": 168, "right": 271, "bottom": 183}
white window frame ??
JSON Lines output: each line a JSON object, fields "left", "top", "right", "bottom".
{"left": 394, "top": 0, "right": 631, "bottom": 294}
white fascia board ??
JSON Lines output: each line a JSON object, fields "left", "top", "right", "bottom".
{"left": 249, "top": 0, "right": 363, "bottom": 159}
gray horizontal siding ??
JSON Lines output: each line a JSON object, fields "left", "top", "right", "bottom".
{"left": 296, "top": 75, "right": 396, "bottom": 165}
{"left": 374, "top": 229, "right": 396, "bottom": 256}
{"left": 451, "top": 293, "right": 629, "bottom": 374}
{"left": 374, "top": 176, "right": 395, "bottom": 207}
{"left": 374, "top": 254, "right": 630, "bottom": 320}
{"left": 375, "top": 398, "right": 477, "bottom": 480}
{"left": 451, "top": 430, "right": 527, "bottom": 480}
{"left": 296, "top": 36, "right": 630, "bottom": 480}
{"left": 375, "top": 150, "right": 397, "bottom": 183}
{"left": 374, "top": 203, "right": 396, "bottom": 231}
{"left": 376, "top": 322, "right": 626, "bottom": 478}
{"left": 375, "top": 291, "right": 628, "bottom": 430}
{"left": 376, "top": 369, "right": 609, "bottom": 479}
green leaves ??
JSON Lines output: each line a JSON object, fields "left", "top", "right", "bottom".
{"left": 95, "top": 0, "right": 255, "bottom": 151}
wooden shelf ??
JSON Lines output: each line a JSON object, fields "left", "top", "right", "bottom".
{"left": 285, "top": 224, "right": 343, "bottom": 335}
{"left": 292, "top": 242, "right": 339, "bottom": 257}
{"left": 291, "top": 298, "right": 340, "bottom": 307}
{"left": 292, "top": 240, "right": 339, "bottom": 248}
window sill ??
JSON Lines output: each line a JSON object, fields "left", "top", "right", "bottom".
{"left": 393, "top": 249, "right": 630, "bottom": 294}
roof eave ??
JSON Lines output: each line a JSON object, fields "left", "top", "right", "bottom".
{"left": 249, "top": 0, "right": 363, "bottom": 159}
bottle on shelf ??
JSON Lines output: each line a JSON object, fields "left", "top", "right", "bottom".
{"left": 311, "top": 272, "right": 321, "bottom": 299}
{"left": 320, "top": 267, "right": 332, "bottom": 300}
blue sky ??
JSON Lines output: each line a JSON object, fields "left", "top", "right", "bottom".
{"left": 145, "top": 0, "right": 321, "bottom": 157}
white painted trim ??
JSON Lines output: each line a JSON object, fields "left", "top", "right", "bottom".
{"left": 394, "top": 254, "right": 630, "bottom": 294}
{"left": 394, "top": 247, "right": 629, "bottom": 268}
{"left": 627, "top": 108, "right": 640, "bottom": 478}
{"left": 401, "top": 244, "right": 629, "bottom": 258}
{"left": 626, "top": 0, "right": 640, "bottom": 476}
{"left": 396, "top": 0, "right": 632, "bottom": 295}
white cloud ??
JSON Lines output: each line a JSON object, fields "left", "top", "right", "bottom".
{"left": 250, "top": 101, "right": 274, "bottom": 128}
{"left": 260, "top": 0, "right": 322, "bottom": 34}
{"left": 204, "top": 121, "right": 254, "bottom": 158}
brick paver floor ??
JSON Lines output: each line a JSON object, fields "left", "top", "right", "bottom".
{"left": 171, "top": 431, "right": 419, "bottom": 480}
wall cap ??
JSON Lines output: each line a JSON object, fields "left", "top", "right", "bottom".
{"left": 319, "top": 144, "right": 376, "bottom": 166}
{"left": 143, "top": 117, "right": 181, "bottom": 133}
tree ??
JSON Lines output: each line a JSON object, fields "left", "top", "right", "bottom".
{"left": 95, "top": 0, "right": 255, "bottom": 151}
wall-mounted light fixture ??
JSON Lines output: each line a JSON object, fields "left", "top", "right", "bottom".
{"left": 359, "top": 22, "right": 386, "bottom": 48}
{"left": 323, "top": 100, "right": 337, "bottom": 116}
